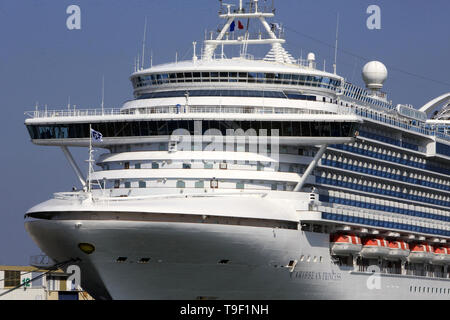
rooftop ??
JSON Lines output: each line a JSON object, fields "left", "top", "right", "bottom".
{"left": 131, "top": 57, "right": 341, "bottom": 79}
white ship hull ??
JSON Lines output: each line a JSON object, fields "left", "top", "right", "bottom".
{"left": 25, "top": 195, "right": 450, "bottom": 300}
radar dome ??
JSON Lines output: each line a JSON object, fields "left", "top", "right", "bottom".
{"left": 307, "top": 52, "right": 315, "bottom": 61}
{"left": 362, "top": 61, "right": 388, "bottom": 90}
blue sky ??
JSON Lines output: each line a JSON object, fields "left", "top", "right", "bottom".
{"left": 0, "top": 0, "right": 449, "bottom": 265}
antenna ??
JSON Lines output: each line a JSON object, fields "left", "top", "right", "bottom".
{"left": 87, "top": 124, "right": 94, "bottom": 196}
{"left": 101, "top": 75, "right": 105, "bottom": 115}
{"left": 193, "top": 41, "right": 198, "bottom": 62}
{"left": 141, "top": 17, "right": 148, "bottom": 70}
{"left": 223, "top": 3, "right": 234, "bottom": 14}
{"left": 333, "top": 12, "right": 339, "bottom": 74}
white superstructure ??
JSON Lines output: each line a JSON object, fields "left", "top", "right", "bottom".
{"left": 24, "top": 1, "right": 450, "bottom": 300}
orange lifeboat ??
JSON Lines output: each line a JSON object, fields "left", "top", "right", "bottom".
{"left": 432, "top": 246, "right": 450, "bottom": 265}
{"left": 330, "top": 234, "right": 362, "bottom": 256}
{"left": 408, "top": 243, "right": 434, "bottom": 263}
{"left": 387, "top": 240, "right": 410, "bottom": 260}
{"left": 360, "top": 237, "right": 390, "bottom": 258}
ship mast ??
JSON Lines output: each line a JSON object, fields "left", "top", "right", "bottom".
{"left": 203, "top": 0, "right": 294, "bottom": 64}
{"left": 87, "top": 124, "right": 94, "bottom": 196}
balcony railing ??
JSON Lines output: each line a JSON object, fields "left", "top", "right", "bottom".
{"left": 25, "top": 108, "right": 123, "bottom": 119}
{"left": 25, "top": 104, "right": 352, "bottom": 119}
{"left": 24, "top": 104, "right": 450, "bottom": 142}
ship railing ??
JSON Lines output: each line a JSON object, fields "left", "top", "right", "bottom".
{"left": 52, "top": 190, "right": 269, "bottom": 203}
{"left": 24, "top": 105, "right": 450, "bottom": 141}
{"left": 238, "top": 53, "right": 256, "bottom": 60}
{"left": 204, "top": 54, "right": 315, "bottom": 69}
{"left": 217, "top": 4, "right": 274, "bottom": 15}
{"left": 29, "top": 254, "right": 56, "bottom": 269}
{"left": 186, "top": 105, "right": 351, "bottom": 115}
{"left": 53, "top": 191, "right": 89, "bottom": 201}
{"left": 25, "top": 104, "right": 355, "bottom": 119}
{"left": 25, "top": 108, "right": 123, "bottom": 119}
{"left": 293, "top": 58, "right": 315, "bottom": 69}
{"left": 93, "top": 191, "right": 269, "bottom": 203}
{"left": 355, "top": 108, "right": 450, "bottom": 141}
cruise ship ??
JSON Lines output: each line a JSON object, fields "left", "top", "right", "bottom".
{"left": 24, "top": 1, "right": 450, "bottom": 300}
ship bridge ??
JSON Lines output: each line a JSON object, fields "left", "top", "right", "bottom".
{"left": 129, "top": 59, "right": 343, "bottom": 104}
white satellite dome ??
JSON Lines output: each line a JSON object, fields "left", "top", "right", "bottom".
{"left": 307, "top": 52, "right": 316, "bottom": 61}
{"left": 307, "top": 52, "right": 316, "bottom": 68}
{"left": 362, "top": 61, "right": 388, "bottom": 90}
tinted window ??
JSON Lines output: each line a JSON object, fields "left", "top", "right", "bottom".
{"left": 28, "top": 121, "right": 357, "bottom": 140}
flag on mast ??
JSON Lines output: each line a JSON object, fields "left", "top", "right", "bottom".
{"left": 90, "top": 128, "right": 103, "bottom": 142}
{"left": 238, "top": 20, "right": 244, "bottom": 30}
{"left": 229, "top": 21, "right": 236, "bottom": 32}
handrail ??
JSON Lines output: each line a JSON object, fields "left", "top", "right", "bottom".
{"left": 53, "top": 191, "right": 89, "bottom": 200}
{"left": 25, "top": 104, "right": 356, "bottom": 119}
{"left": 25, "top": 104, "right": 450, "bottom": 141}
{"left": 53, "top": 190, "right": 268, "bottom": 202}
{"left": 25, "top": 108, "right": 124, "bottom": 118}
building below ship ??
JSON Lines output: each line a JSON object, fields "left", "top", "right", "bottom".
{"left": 0, "top": 264, "right": 93, "bottom": 300}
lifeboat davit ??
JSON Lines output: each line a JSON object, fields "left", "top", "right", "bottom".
{"left": 330, "top": 234, "right": 362, "bottom": 256}
{"left": 360, "top": 238, "right": 390, "bottom": 258}
{"left": 387, "top": 240, "right": 410, "bottom": 260}
{"left": 432, "top": 246, "right": 450, "bottom": 265}
{"left": 408, "top": 243, "right": 434, "bottom": 263}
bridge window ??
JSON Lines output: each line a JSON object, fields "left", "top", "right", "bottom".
{"left": 132, "top": 72, "right": 341, "bottom": 91}
{"left": 27, "top": 121, "right": 359, "bottom": 140}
